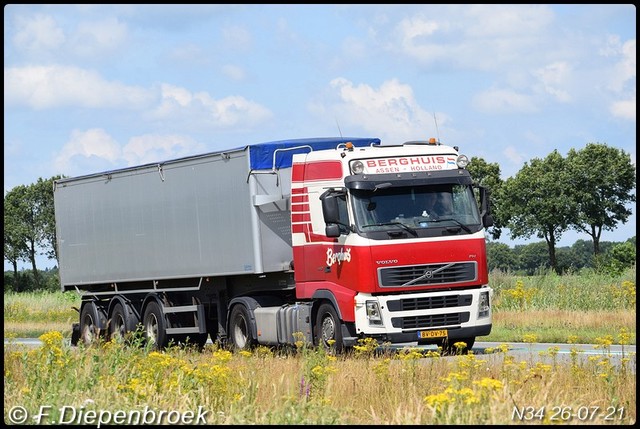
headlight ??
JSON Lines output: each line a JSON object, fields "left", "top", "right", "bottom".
{"left": 478, "top": 291, "right": 490, "bottom": 318}
{"left": 456, "top": 154, "right": 469, "bottom": 169}
{"left": 365, "top": 300, "right": 383, "bottom": 325}
{"left": 351, "top": 160, "right": 365, "bottom": 174}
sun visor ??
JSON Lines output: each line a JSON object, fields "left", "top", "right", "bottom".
{"left": 344, "top": 169, "right": 473, "bottom": 190}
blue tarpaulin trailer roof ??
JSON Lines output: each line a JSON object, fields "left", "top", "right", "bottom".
{"left": 55, "top": 137, "right": 381, "bottom": 184}
{"left": 247, "top": 137, "right": 381, "bottom": 170}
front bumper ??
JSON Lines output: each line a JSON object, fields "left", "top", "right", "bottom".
{"left": 351, "top": 286, "right": 492, "bottom": 345}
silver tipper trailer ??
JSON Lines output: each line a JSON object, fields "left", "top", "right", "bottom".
{"left": 54, "top": 137, "right": 380, "bottom": 348}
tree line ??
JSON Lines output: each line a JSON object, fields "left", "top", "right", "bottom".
{"left": 4, "top": 142, "right": 636, "bottom": 291}
{"left": 468, "top": 142, "right": 635, "bottom": 273}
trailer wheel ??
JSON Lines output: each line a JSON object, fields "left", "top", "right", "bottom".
{"left": 440, "top": 336, "right": 475, "bottom": 355}
{"left": 315, "top": 303, "right": 343, "bottom": 353}
{"left": 79, "top": 303, "right": 102, "bottom": 346}
{"left": 109, "top": 302, "right": 139, "bottom": 343}
{"left": 143, "top": 301, "right": 168, "bottom": 349}
{"left": 228, "top": 304, "right": 255, "bottom": 350}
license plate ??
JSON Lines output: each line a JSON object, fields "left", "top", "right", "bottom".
{"left": 417, "top": 329, "right": 448, "bottom": 339}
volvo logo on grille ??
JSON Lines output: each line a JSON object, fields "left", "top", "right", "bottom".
{"left": 424, "top": 270, "right": 434, "bottom": 278}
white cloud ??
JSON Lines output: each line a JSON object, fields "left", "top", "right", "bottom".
{"left": 122, "top": 134, "right": 206, "bottom": 166}
{"left": 68, "top": 17, "right": 128, "bottom": 57}
{"left": 158, "top": 83, "right": 193, "bottom": 107}
{"left": 610, "top": 96, "right": 636, "bottom": 121}
{"left": 397, "top": 16, "right": 441, "bottom": 48}
{"left": 151, "top": 83, "right": 272, "bottom": 128}
{"left": 323, "top": 77, "right": 437, "bottom": 144}
{"left": 464, "top": 4, "right": 553, "bottom": 37}
{"left": 54, "top": 129, "right": 207, "bottom": 177}
{"left": 472, "top": 88, "right": 537, "bottom": 114}
{"left": 12, "top": 13, "right": 66, "bottom": 53}
{"left": 601, "top": 37, "right": 635, "bottom": 93}
{"left": 393, "top": 16, "right": 449, "bottom": 65}
{"left": 532, "top": 62, "right": 572, "bottom": 103}
{"left": 503, "top": 146, "right": 525, "bottom": 171}
{"left": 607, "top": 38, "right": 636, "bottom": 121}
{"left": 390, "top": 5, "right": 554, "bottom": 70}
{"left": 618, "top": 39, "right": 636, "bottom": 85}
{"left": 54, "top": 128, "right": 121, "bottom": 174}
{"left": 4, "top": 65, "right": 154, "bottom": 110}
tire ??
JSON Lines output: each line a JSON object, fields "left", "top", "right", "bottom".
{"left": 228, "top": 304, "right": 255, "bottom": 351}
{"left": 109, "top": 301, "right": 139, "bottom": 343}
{"left": 315, "top": 303, "right": 344, "bottom": 353}
{"left": 440, "top": 337, "right": 475, "bottom": 355}
{"left": 79, "top": 302, "right": 104, "bottom": 346}
{"left": 143, "top": 300, "right": 168, "bottom": 349}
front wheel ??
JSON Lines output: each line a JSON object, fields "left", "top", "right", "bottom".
{"left": 228, "top": 304, "right": 255, "bottom": 351}
{"left": 315, "top": 303, "right": 343, "bottom": 353}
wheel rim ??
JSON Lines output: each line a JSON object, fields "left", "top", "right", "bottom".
{"left": 145, "top": 313, "right": 159, "bottom": 344}
{"left": 232, "top": 313, "right": 248, "bottom": 348}
{"left": 320, "top": 314, "right": 335, "bottom": 344}
{"left": 82, "top": 313, "right": 96, "bottom": 343}
{"left": 113, "top": 313, "right": 126, "bottom": 339}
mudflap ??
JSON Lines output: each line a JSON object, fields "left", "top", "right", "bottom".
{"left": 70, "top": 323, "right": 80, "bottom": 346}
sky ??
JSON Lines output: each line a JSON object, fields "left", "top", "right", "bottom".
{"left": 4, "top": 4, "right": 636, "bottom": 270}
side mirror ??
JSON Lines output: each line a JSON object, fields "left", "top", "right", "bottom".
{"left": 325, "top": 224, "right": 341, "bottom": 238}
{"left": 478, "top": 186, "right": 494, "bottom": 228}
{"left": 482, "top": 213, "right": 494, "bottom": 228}
{"left": 320, "top": 188, "right": 350, "bottom": 236}
{"left": 320, "top": 190, "right": 340, "bottom": 224}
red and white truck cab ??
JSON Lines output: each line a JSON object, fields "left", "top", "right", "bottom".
{"left": 291, "top": 139, "right": 493, "bottom": 352}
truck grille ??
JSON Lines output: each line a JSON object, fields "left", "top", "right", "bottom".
{"left": 378, "top": 262, "right": 476, "bottom": 287}
{"left": 387, "top": 294, "right": 472, "bottom": 311}
{"left": 391, "top": 312, "right": 470, "bottom": 329}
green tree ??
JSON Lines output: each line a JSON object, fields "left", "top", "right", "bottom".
{"left": 569, "top": 239, "right": 597, "bottom": 269}
{"left": 486, "top": 241, "right": 517, "bottom": 272}
{"left": 566, "top": 143, "right": 636, "bottom": 256}
{"left": 500, "top": 151, "right": 576, "bottom": 274}
{"left": 4, "top": 186, "right": 30, "bottom": 291}
{"left": 3, "top": 176, "right": 62, "bottom": 289}
{"left": 513, "top": 242, "right": 550, "bottom": 275}
{"left": 606, "top": 241, "right": 636, "bottom": 275}
{"left": 32, "top": 176, "right": 63, "bottom": 263}
{"left": 467, "top": 157, "right": 504, "bottom": 240}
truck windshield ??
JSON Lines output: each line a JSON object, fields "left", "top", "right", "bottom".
{"left": 350, "top": 184, "right": 481, "bottom": 236}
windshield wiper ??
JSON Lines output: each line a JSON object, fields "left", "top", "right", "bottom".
{"left": 428, "top": 217, "right": 472, "bottom": 233}
{"left": 362, "top": 222, "right": 418, "bottom": 237}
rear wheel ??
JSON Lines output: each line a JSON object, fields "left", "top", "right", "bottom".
{"left": 315, "top": 303, "right": 343, "bottom": 353}
{"left": 109, "top": 302, "right": 139, "bottom": 343}
{"left": 143, "top": 301, "right": 168, "bottom": 349}
{"left": 79, "top": 302, "right": 104, "bottom": 346}
{"left": 228, "top": 304, "right": 255, "bottom": 350}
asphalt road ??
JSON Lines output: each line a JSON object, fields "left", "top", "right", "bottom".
{"left": 5, "top": 337, "right": 635, "bottom": 367}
